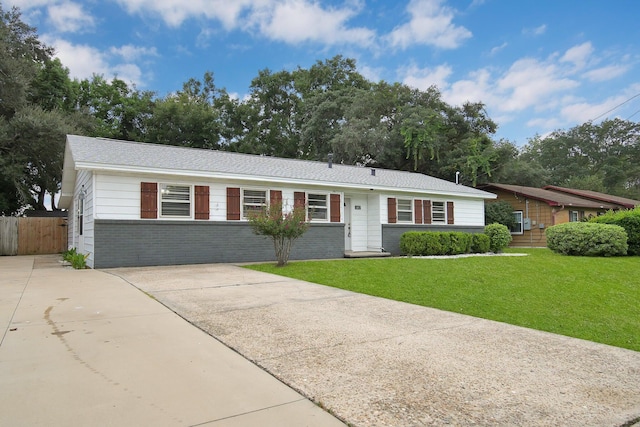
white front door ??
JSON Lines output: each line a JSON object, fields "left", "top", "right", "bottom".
{"left": 344, "top": 198, "right": 352, "bottom": 251}
{"left": 347, "top": 194, "right": 368, "bottom": 251}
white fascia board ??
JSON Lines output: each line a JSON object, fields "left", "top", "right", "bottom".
{"left": 75, "top": 162, "right": 495, "bottom": 200}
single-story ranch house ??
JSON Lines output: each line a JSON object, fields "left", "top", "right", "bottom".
{"left": 481, "top": 183, "right": 639, "bottom": 247}
{"left": 60, "top": 135, "right": 496, "bottom": 268}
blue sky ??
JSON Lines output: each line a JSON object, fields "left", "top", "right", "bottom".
{"left": 10, "top": 0, "right": 640, "bottom": 146}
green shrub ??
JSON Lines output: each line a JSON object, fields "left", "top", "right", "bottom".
{"left": 400, "top": 231, "right": 484, "bottom": 256}
{"left": 399, "top": 232, "right": 426, "bottom": 255}
{"left": 545, "top": 222, "right": 628, "bottom": 256}
{"left": 484, "top": 223, "right": 512, "bottom": 253}
{"left": 471, "top": 233, "right": 490, "bottom": 253}
{"left": 590, "top": 207, "right": 640, "bottom": 255}
{"left": 62, "top": 247, "right": 89, "bottom": 269}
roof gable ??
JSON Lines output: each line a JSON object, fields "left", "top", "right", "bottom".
{"left": 61, "top": 135, "right": 495, "bottom": 201}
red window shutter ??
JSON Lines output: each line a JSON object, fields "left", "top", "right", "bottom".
{"left": 414, "top": 199, "right": 423, "bottom": 224}
{"left": 294, "top": 192, "right": 305, "bottom": 209}
{"left": 226, "top": 187, "right": 240, "bottom": 220}
{"left": 387, "top": 198, "right": 397, "bottom": 224}
{"left": 194, "top": 185, "right": 210, "bottom": 220}
{"left": 330, "top": 194, "right": 341, "bottom": 223}
{"left": 423, "top": 200, "right": 432, "bottom": 224}
{"left": 140, "top": 182, "right": 158, "bottom": 219}
{"left": 447, "top": 201, "right": 454, "bottom": 224}
{"left": 270, "top": 190, "right": 282, "bottom": 206}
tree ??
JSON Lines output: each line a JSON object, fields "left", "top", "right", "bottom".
{"left": 485, "top": 201, "right": 516, "bottom": 229}
{"left": 0, "top": 5, "right": 53, "bottom": 119}
{"left": 247, "top": 202, "right": 309, "bottom": 266}
{"left": 1, "top": 106, "right": 80, "bottom": 210}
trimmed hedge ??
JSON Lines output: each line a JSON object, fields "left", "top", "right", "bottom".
{"left": 471, "top": 233, "right": 491, "bottom": 253}
{"left": 545, "top": 222, "right": 628, "bottom": 256}
{"left": 400, "top": 231, "right": 486, "bottom": 256}
{"left": 484, "top": 223, "right": 512, "bottom": 253}
{"left": 590, "top": 207, "right": 640, "bottom": 255}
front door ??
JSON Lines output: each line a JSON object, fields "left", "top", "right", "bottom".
{"left": 344, "top": 198, "right": 352, "bottom": 251}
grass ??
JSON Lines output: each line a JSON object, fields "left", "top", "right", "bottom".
{"left": 245, "top": 248, "right": 640, "bottom": 352}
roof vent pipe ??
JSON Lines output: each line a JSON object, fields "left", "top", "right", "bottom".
{"left": 455, "top": 171, "right": 460, "bottom": 185}
{"left": 328, "top": 153, "right": 333, "bottom": 168}
{"left": 371, "top": 168, "right": 376, "bottom": 176}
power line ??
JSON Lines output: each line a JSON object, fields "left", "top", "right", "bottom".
{"left": 626, "top": 107, "right": 640, "bottom": 121}
{"left": 590, "top": 92, "right": 640, "bottom": 122}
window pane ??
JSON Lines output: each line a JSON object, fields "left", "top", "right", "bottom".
{"left": 162, "top": 202, "right": 191, "bottom": 216}
{"left": 308, "top": 194, "right": 327, "bottom": 220}
{"left": 243, "top": 189, "right": 267, "bottom": 217}
{"left": 397, "top": 199, "right": 413, "bottom": 222}
{"left": 510, "top": 211, "right": 523, "bottom": 234}
{"left": 160, "top": 184, "right": 190, "bottom": 217}
{"left": 432, "top": 201, "right": 445, "bottom": 223}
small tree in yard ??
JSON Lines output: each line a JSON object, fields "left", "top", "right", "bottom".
{"left": 248, "top": 202, "right": 310, "bottom": 266}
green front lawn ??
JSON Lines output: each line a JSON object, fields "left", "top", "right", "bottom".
{"left": 245, "top": 249, "right": 640, "bottom": 352}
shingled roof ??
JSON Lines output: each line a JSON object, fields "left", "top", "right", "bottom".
{"left": 481, "top": 183, "right": 620, "bottom": 210}
{"left": 543, "top": 185, "right": 640, "bottom": 209}
{"left": 60, "top": 135, "right": 495, "bottom": 206}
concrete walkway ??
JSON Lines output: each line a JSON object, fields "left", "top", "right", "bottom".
{"left": 0, "top": 256, "right": 345, "bottom": 427}
{"left": 108, "top": 262, "right": 640, "bottom": 427}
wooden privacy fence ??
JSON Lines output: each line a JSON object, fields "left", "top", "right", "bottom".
{"left": 0, "top": 217, "right": 68, "bottom": 256}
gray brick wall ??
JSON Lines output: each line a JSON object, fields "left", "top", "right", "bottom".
{"left": 94, "top": 220, "right": 345, "bottom": 268}
{"left": 382, "top": 224, "right": 485, "bottom": 255}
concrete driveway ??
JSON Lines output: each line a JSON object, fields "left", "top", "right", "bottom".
{"left": 0, "top": 256, "right": 344, "bottom": 427}
{"left": 109, "top": 262, "right": 640, "bottom": 427}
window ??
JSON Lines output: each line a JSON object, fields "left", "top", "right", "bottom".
{"left": 432, "top": 201, "right": 446, "bottom": 223}
{"left": 242, "top": 189, "right": 267, "bottom": 217}
{"left": 510, "top": 211, "right": 523, "bottom": 234}
{"left": 160, "top": 184, "right": 191, "bottom": 217}
{"left": 397, "top": 199, "right": 413, "bottom": 222}
{"left": 569, "top": 210, "right": 584, "bottom": 222}
{"left": 308, "top": 193, "right": 328, "bottom": 221}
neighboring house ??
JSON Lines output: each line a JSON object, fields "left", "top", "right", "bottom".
{"left": 59, "top": 135, "right": 496, "bottom": 268}
{"left": 543, "top": 185, "right": 640, "bottom": 209}
{"left": 481, "top": 183, "right": 624, "bottom": 247}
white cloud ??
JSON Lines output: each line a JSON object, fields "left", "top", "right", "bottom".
{"left": 113, "top": 0, "right": 375, "bottom": 47}
{"left": 47, "top": 2, "right": 95, "bottom": 33}
{"left": 490, "top": 42, "right": 508, "bottom": 56}
{"left": 113, "top": 0, "right": 255, "bottom": 28}
{"left": 583, "top": 64, "right": 629, "bottom": 82}
{"left": 251, "top": 0, "right": 375, "bottom": 46}
{"left": 386, "top": 0, "right": 471, "bottom": 49}
{"left": 43, "top": 37, "right": 149, "bottom": 86}
{"left": 560, "top": 42, "right": 594, "bottom": 70}
{"left": 401, "top": 64, "right": 453, "bottom": 91}
{"left": 109, "top": 45, "right": 159, "bottom": 61}
{"left": 496, "top": 58, "right": 579, "bottom": 112}
{"left": 523, "top": 24, "right": 546, "bottom": 36}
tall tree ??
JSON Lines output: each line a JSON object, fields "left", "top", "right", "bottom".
{"left": 144, "top": 72, "right": 224, "bottom": 149}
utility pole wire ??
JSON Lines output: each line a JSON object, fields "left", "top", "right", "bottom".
{"left": 590, "top": 92, "right": 640, "bottom": 122}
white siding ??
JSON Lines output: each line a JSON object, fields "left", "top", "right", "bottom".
{"left": 95, "top": 174, "right": 144, "bottom": 220}
{"left": 451, "top": 198, "right": 485, "bottom": 226}
{"left": 70, "top": 170, "right": 94, "bottom": 268}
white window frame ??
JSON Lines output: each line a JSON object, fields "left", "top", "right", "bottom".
{"left": 307, "top": 193, "right": 328, "bottom": 222}
{"left": 511, "top": 211, "right": 524, "bottom": 235}
{"left": 397, "top": 198, "right": 413, "bottom": 223}
{"left": 159, "top": 184, "right": 192, "bottom": 218}
{"left": 432, "top": 201, "right": 446, "bottom": 224}
{"left": 242, "top": 188, "right": 267, "bottom": 218}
